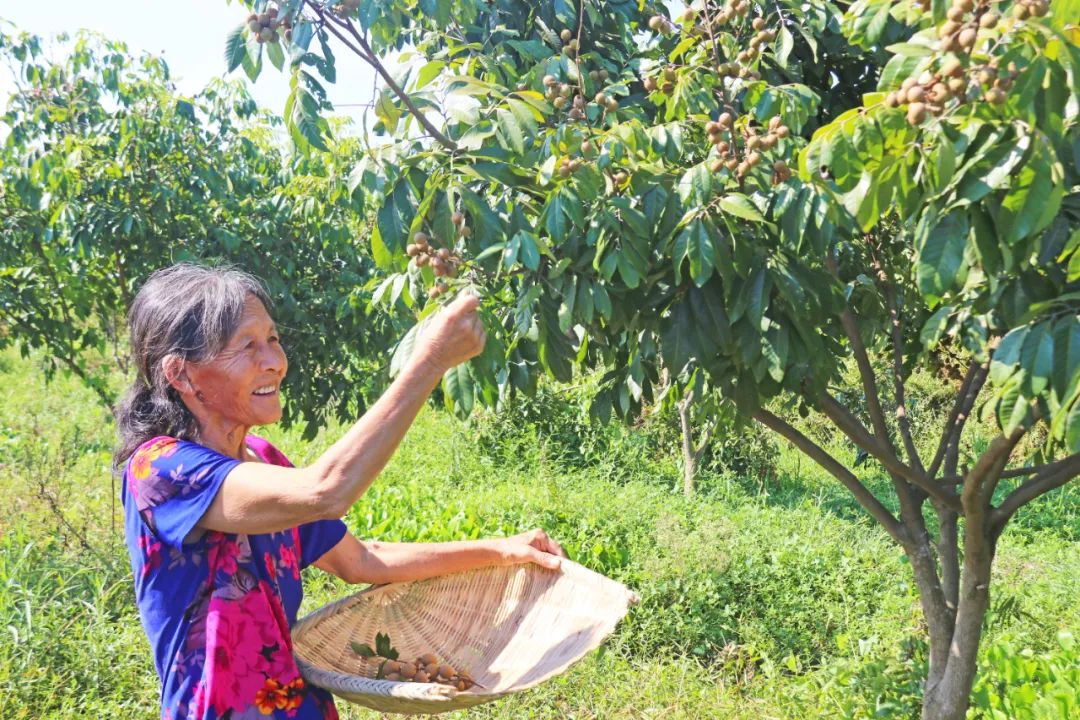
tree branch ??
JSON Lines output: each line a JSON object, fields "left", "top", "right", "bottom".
{"left": 817, "top": 393, "right": 961, "bottom": 511}
{"left": 753, "top": 408, "right": 906, "bottom": 543}
{"left": 695, "top": 415, "right": 720, "bottom": 459}
{"left": 309, "top": 4, "right": 458, "bottom": 151}
{"left": 883, "top": 279, "right": 924, "bottom": 473}
{"left": 961, "top": 429, "right": 1026, "bottom": 515}
{"left": 938, "top": 463, "right": 1045, "bottom": 486}
{"left": 990, "top": 452, "right": 1080, "bottom": 534}
{"left": 825, "top": 255, "right": 895, "bottom": 454}
{"left": 928, "top": 360, "right": 988, "bottom": 480}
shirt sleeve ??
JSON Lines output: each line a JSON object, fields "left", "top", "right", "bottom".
{"left": 297, "top": 519, "right": 348, "bottom": 570}
{"left": 125, "top": 437, "right": 240, "bottom": 549}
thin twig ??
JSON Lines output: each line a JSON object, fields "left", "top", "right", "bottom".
{"left": 308, "top": 2, "right": 458, "bottom": 151}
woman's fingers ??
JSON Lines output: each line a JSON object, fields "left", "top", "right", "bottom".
{"left": 528, "top": 548, "right": 562, "bottom": 570}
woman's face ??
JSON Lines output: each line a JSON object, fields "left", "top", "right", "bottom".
{"left": 184, "top": 294, "right": 288, "bottom": 429}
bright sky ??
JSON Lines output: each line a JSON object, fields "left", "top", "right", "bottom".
{"left": 0, "top": 0, "right": 378, "bottom": 122}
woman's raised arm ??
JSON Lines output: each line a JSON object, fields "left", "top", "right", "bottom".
{"left": 196, "top": 293, "right": 486, "bottom": 536}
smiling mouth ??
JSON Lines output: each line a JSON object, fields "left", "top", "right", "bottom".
{"left": 252, "top": 385, "right": 279, "bottom": 396}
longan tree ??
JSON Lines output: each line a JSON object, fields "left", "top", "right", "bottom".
{"left": 226, "top": 1, "right": 1080, "bottom": 717}
{"left": 0, "top": 28, "right": 397, "bottom": 435}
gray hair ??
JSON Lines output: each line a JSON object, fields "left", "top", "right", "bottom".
{"left": 113, "top": 262, "right": 273, "bottom": 469}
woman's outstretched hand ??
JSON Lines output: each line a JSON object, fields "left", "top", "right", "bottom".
{"left": 412, "top": 291, "right": 487, "bottom": 373}
{"left": 496, "top": 529, "right": 568, "bottom": 571}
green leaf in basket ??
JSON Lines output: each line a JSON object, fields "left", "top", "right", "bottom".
{"left": 375, "top": 659, "right": 388, "bottom": 679}
{"left": 374, "top": 632, "right": 398, "bottom": 659}
{"left": 350, "top": 642, "right": 376, "bottom": 658}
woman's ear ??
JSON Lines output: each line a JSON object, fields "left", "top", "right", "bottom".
{"left": 161, "top": 355, "right": 194, "bottom": 396}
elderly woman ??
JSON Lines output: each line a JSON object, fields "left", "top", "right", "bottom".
{"left": 115, "top": 263, "right": 565, "bottom": 720}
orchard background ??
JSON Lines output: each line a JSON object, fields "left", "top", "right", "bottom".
{"left": 1, "top": 0, "right": 1080, "bottom": 718}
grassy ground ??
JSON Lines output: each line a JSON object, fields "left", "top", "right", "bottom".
{"left": 0, "top": 347, "right": 1077, "bottom": 719}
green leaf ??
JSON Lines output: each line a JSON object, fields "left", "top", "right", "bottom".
{"left": 1066, "top": 399, "right": 1080, "bottom": 453}
{"left": 266, "top": 38, "right": 285, "bottom": 71}
{"left": 374, "top": 88, "right": 401, "bottom": 132}
{"left": 678, "top": 164, "right": 712, "bottom": 205}
{"left": 661, "top": 299, "right": 694, "bottom": 373}
{"left": 1052, "top": 316, "right": 1080, "bottom": 400}
{"left": 225, "top": 25, "right": 246, "bottom": 73}
{"left": 442, "top": 364, "right": 475, "bottom": 418}
{"left": 684, "top": 220, "right": 715, "bottom": 286}
{"left": 916, "top": 212, "right": 968, "bottom": 300}
{"left": 495, "top": 108, "right": 525, "bottom": 154}
{"left": 995, "top": 136, "right": 1063, "bottom": 246}
{"left": 990, "top": 326, "right": 1029, "bottom": 385}
{"left": 921, "top": 305, "right": 954, "bottom": 350}
{"left": 351, "top": 642, "right": 376, "bottom": 658}
{"left": 1018, "top": 323, "right": 1053, "bottom": 397}
{"left": 718, "top": 194, "right": 766, "bottom": 222}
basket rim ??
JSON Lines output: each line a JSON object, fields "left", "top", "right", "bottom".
{"left": 291, "top": 558, "right": 637, "bottom": 700}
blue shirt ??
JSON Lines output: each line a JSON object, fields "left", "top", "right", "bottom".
{"left": 122, "top": 434, "right": 346, "bottom": 720}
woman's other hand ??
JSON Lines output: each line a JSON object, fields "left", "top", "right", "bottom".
{"left": 412, "top": 291, "right": 487, "bottom": 373}
{"left": 497, "top": 529, "right": 568, "bottom": 571}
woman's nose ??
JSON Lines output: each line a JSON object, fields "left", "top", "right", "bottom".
{"left": 260, "top": 342, "right": 286, "bottom": 373}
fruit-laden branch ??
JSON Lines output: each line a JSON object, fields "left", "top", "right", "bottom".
{"left": 990, "top": 452, "right": 1080, "bottom": 534}
{"left": 307, "top": 2, "right": 458, "bottom": 152}
{"left": 753, "top": 408, "right": 906, "bottom": 543}
{"left": 817, "top": 393, "right": 961, "bottom": 510}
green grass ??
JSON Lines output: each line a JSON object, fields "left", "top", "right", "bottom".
{"left": 0, "top": 347, "right": 1077, "bottom": 719}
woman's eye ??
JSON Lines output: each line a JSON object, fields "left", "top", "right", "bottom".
{"left": 269, "top": 336, "right": 279, "bottom": 344}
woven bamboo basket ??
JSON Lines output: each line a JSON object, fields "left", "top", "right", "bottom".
{"left": 292, "top": 559, "right": 637, "bottom": 715}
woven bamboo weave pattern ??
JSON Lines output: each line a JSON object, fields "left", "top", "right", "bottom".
{"left": 292, "top": 559, "right": 636, "bottom": 714}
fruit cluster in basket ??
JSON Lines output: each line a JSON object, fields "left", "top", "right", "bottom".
{"left": 351, "top": 633, "right": 477, "bottom": 692}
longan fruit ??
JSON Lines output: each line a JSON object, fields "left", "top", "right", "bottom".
{"left": 414, "top": 232, "right": 429, "bottom": 246}
{"left": 979, "top": 11, "right": 999, "bottom": 28}
{"left": 452, "top": 211, "right": 465, "bottom": 226}
{"left": 906, "top": 85, "right": 926, "bottom": 103}
{"left": 643, "top": 76, "right": 657, "bottom": 92}
{"left": 560, "top": 29, "right": 573, "bottom": 42}
{"left": 907, "top": 102, "right": 927, "bottom": 125}
{"left": 776, "top": 126, "right": 790, "bottom": 138}
{"left": 401, "top": 662, "right": 417, "bottom": 680}
{"left": 958, "top": 27, "right": 977, "bottom": 51}
{"left": 752, "top": 17, "right": 766, "bottom": 30}
{"left": 939, "top": 20, "right": 961, "bottom": 38}
{"left": 985, "top": 87, "right": 1006, "bottom": 104}
{"left": 415, "top": 670, "right": 430, "bottom": 683}
{"left": 710, "top": 159, "right": 725, "bottom": 173}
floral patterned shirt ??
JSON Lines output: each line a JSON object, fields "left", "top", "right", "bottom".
{"left": 122, "top": 434, "right": 347, "bottom": 720}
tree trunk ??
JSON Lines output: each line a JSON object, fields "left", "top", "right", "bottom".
{"left": 678, "top": 396, "right": 697, "bottom": 497}
{"left": 921, "top": 505, "right": 995, "bottom": 719}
